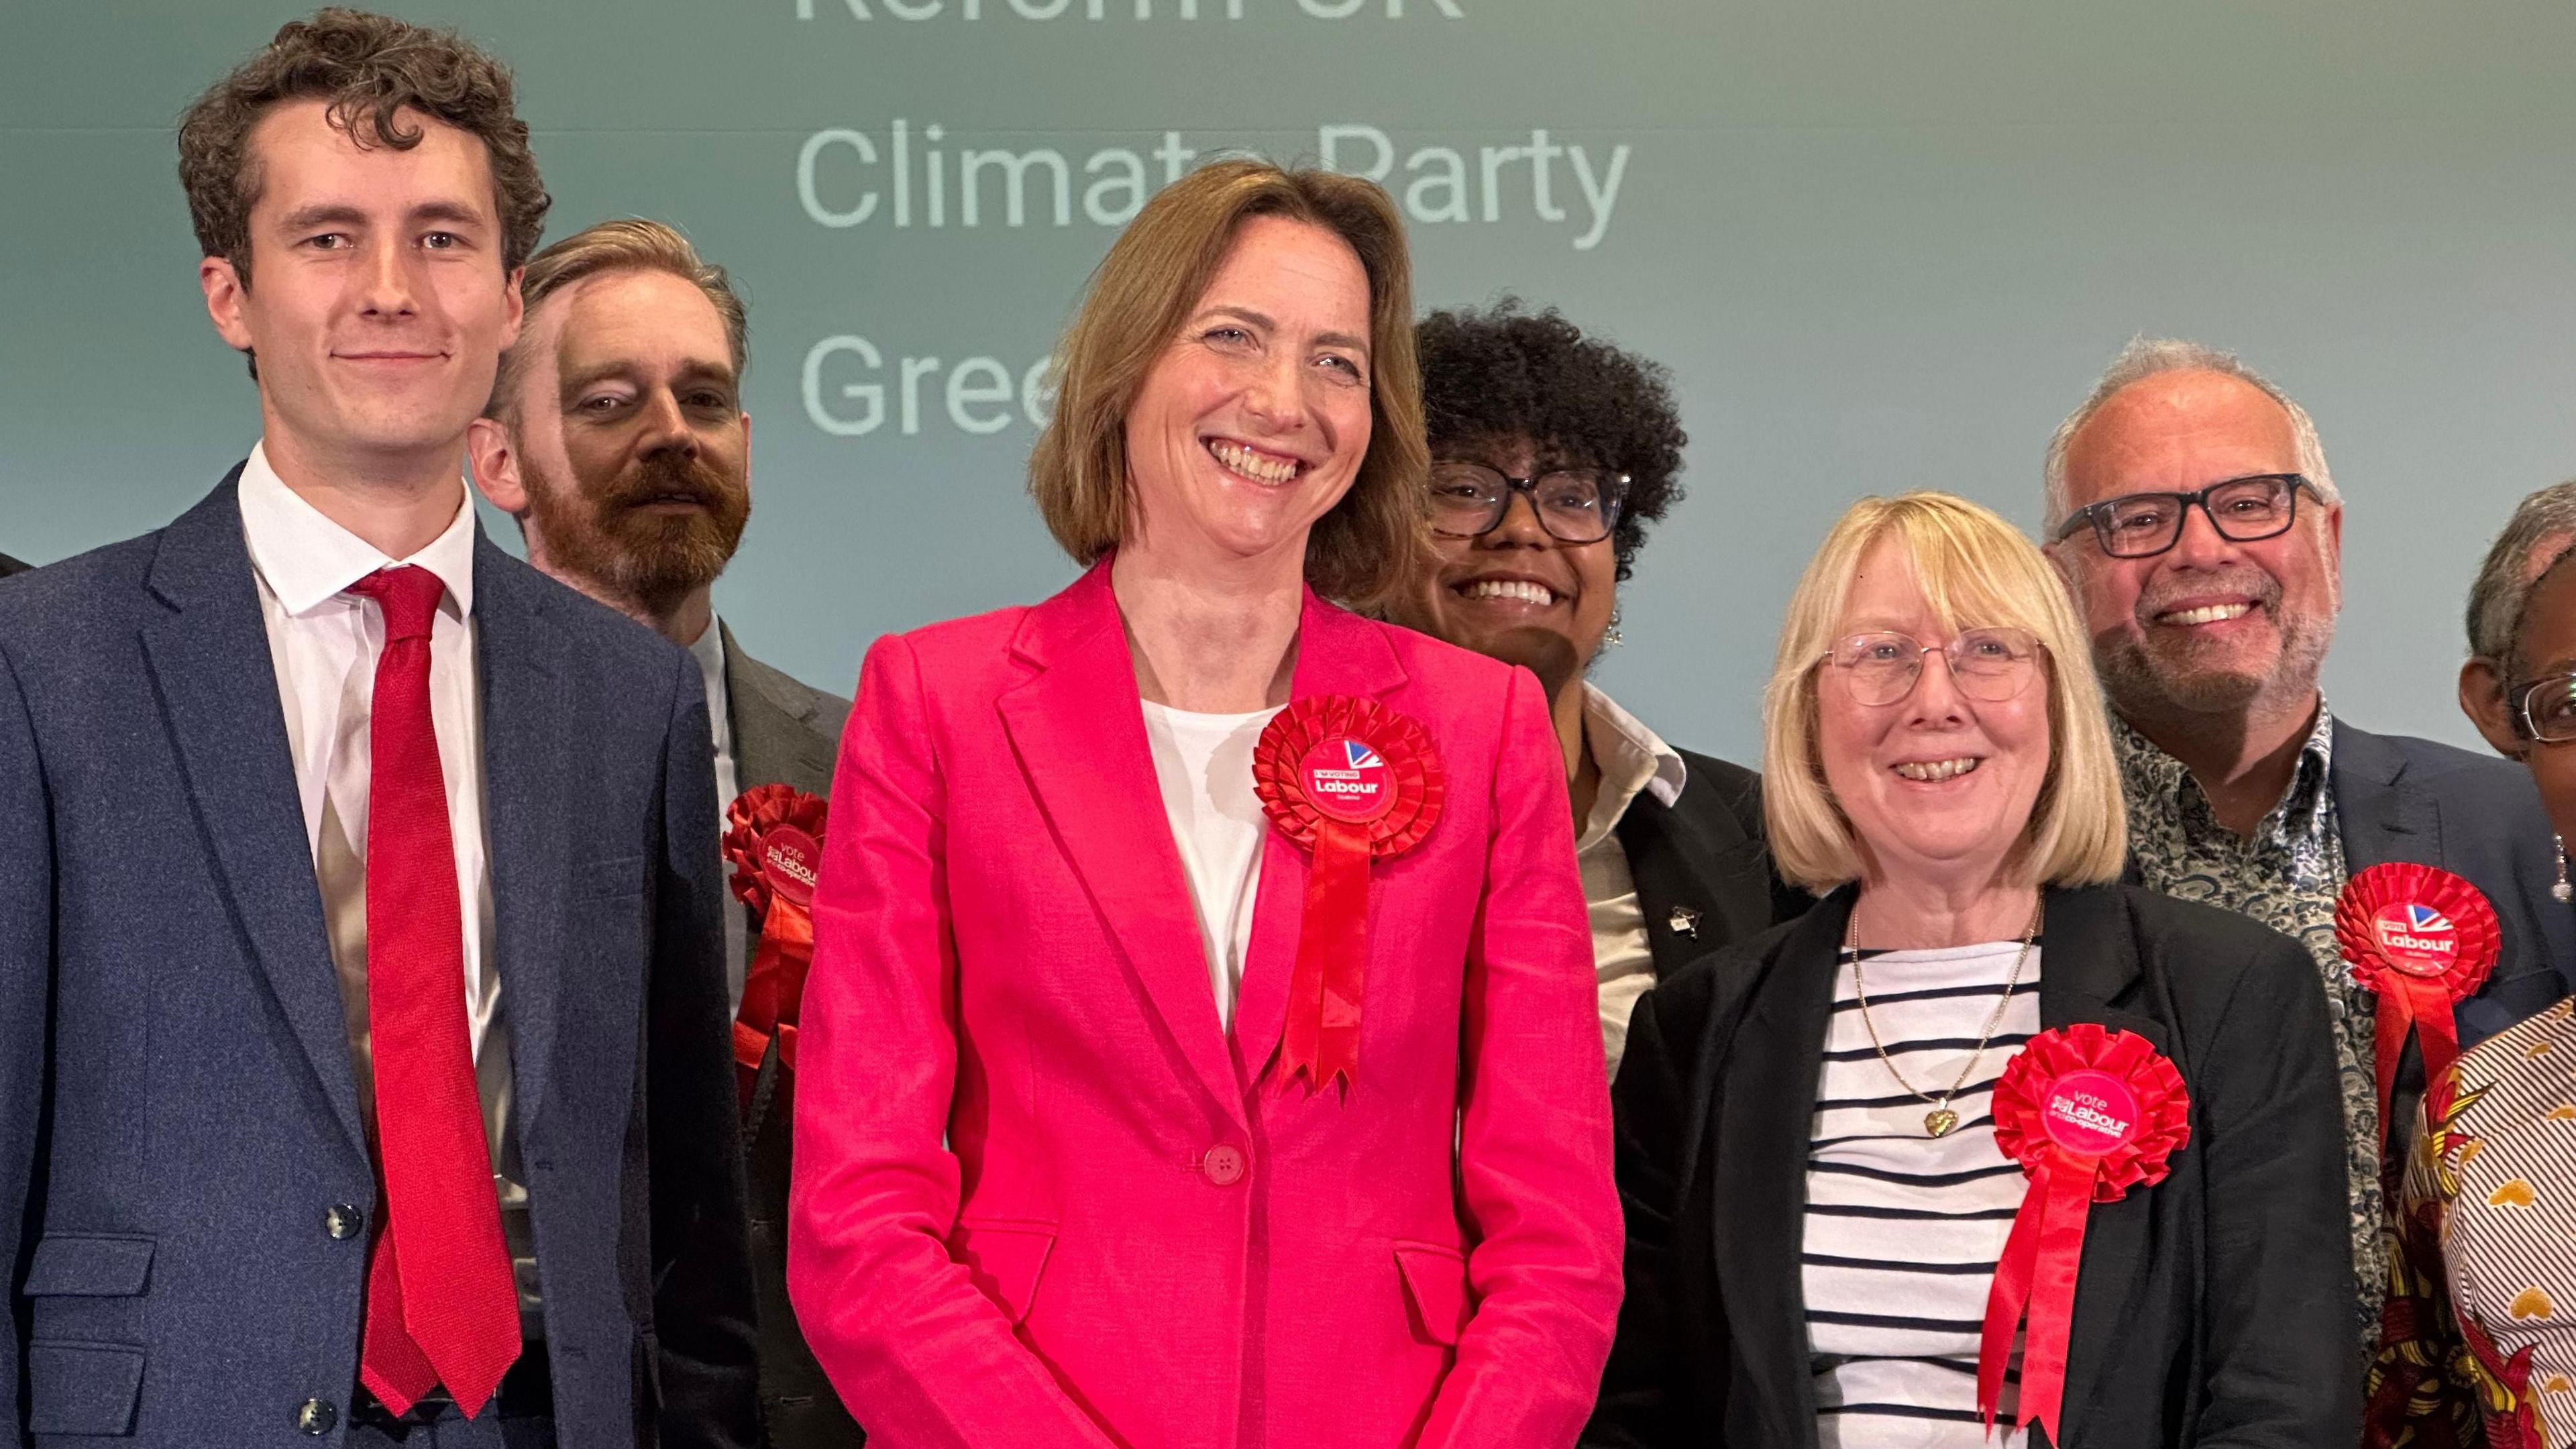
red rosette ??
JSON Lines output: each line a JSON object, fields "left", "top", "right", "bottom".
{"left": 2335, "top": 863, "right": 2498, "bottom": 1150}
{"left": 722, "top": 784, "right": 830, "bottom": 1118}
{"left": 1250, "top": 696, "right": 1446, "bottom": 1091}
{"left": 1979, "top": 1023, "right": 2192, "bottom": 1444}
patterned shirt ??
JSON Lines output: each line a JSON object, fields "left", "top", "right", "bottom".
{"left": 2113, "top": 704, "right": 2384, "bottom": 1343}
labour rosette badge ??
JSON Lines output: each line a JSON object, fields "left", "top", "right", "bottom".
{"left": 723, "top": 784, "right": 828, "bottom": 1115}
{"left": 1251, "top": 695, "right": 1444, "bottom": 1091}
{"left": 1979, "top": 1024, "right": 2191, "bottom": 1443}
{"left": 2335, "top": 861, "right": 2498, "bottom": 1150}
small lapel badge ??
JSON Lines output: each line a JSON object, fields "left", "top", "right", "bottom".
{"left": 1667, "top": 906, "right": 1701, "bottom": 938}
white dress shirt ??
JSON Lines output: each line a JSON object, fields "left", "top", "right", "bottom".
{"left": 1577, "top": 684, "right": 1687, "bottom": 1076}
{"left": 237, "top": 443, "right": 539, "bottom": 1324}
{"left": 686, "top": 619, "right": 749, "bottom": 1014}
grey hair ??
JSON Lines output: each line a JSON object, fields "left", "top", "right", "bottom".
{"left": 2041, "top": 337, "right": 2340, "bottom": 537}
{"left": 2466, "top": 479, "right": 2576, "bottom": 670}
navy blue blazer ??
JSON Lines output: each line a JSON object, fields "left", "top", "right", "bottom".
{"left": 2330, "top": 720, "right": 2575, "bottom": 1044}
{"left": 0, "top": 476, "right": 759, "bottom": 1447}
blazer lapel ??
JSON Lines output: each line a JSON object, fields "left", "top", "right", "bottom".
{"left": 2034, "top": 884, "right": 2166, "bottom": 1448}
{"left": 138, "top": 475, "right": 370, "bottom": 1161}
{"left": 722, "top": 621, "right": 837, "bottom": 798}
{"left": 1711, "top": 888, "right": 1849, "bottom": 1449}
{"left": 474, "top": 542, "right": 572, "bottom": 1137}
{"left": 1227, "top": 594, "right": 1409, "bottom": 1087}
{"left": 996, "top": 562, "right": 1244, "bottom": 1120}
{"left": 2328, "top": 719, "right": 2435, "bottom": 874}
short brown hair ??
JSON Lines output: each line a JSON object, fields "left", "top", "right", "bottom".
{"left": 488, "top": 218, "right": 749, "bottom": 421}
{"left": 1028, "top": 158, "right": 1430, "bottom": 608}
{"left": 178, "top": 7, "right": 550, "bottom": 285}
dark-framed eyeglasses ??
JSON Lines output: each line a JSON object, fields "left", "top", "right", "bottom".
{"left": 2053, "top": 473, "right": 2319, "bottom": 559}
{"left": 2512, "top": 672, "right": 2576, "bottom": 743}
{"left": 1819, "top": 627, "right": 2046, "bottom": 707}
{"left": 1429, "top": 462, "right": 1630, "bottom": 545}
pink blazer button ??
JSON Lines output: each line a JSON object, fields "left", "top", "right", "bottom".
{"left": 1201, "top": 1146, "right": 1247, "bottom": 1186}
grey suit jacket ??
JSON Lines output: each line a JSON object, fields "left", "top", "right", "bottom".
{"left": 0, "top": 474, "right": 760, "bottom": 1448}
{"left": 717, "top": 627, "right": 858, "bottom": 1449}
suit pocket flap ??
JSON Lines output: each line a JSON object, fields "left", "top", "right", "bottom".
{"left": 25, "top": 1234, "right": 155, "bottom": 1296}
{"left": 954, "top": 1222, "right": 1055, "bottom": 1325}
{"left": 1394, "top": 1242, "right": 1471, "bottom": 1346}
{"left": 578, "top": 854, "right": 648, "bottom": 897}
{"left": 28, "top": 1340, "right": 147, "bottom": 1436}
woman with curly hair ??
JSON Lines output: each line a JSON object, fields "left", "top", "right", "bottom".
{"left": 1390, "top": 301, "right": 1807, "bottom": 1073}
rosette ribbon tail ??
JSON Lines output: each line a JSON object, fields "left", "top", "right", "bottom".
{"left": 734, "top": 896, "right": 816, "bottom": 1114}
{"left": 1979, "top": 1146, "right": 2098, "bottom": 1440}
{"left": 1283, "top": 818, "right": 1371, "bottom": 1091}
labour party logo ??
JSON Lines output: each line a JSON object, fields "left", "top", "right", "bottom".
{"left": 1299, "top": 735, "right": 1396, "bottom": 826}
{"left": 2371, "top": 902, "right": 2459, "bottom": 978}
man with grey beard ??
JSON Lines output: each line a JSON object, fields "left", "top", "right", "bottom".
{"left": 466, "top": 219, "right": 858, "bottom": 1449}
{"left": 2041, "top": 337, "right": 2573, "bottom": 1356}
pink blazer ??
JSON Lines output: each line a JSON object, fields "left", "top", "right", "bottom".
{"left": 788, "top": 560, "right": 1620, "bottom": 1448}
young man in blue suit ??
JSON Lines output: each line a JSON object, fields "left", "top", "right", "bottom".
{"left": 0, "top": 11, "right": 758, "bottom": 1446}
{"left": 2043, "top": 336, "right": 2576, "bottom": 1354}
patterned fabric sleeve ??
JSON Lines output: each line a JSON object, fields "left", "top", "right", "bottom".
{"left": 2365, "top": 1071, "right": 2485, "bottom": 1448}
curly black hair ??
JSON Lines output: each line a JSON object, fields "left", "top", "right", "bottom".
{"left": 1415, "top": 299, "right": 1686, "bottom": 582}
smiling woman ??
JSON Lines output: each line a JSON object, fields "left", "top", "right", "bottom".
{"left": 790, "top": 158, "right": 1622, "bottom": 1449}
{"left": 1589, "top": 492, "right": 2358, "bottom": 1449}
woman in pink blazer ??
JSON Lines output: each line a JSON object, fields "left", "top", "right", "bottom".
{"left": 788, "top": 160, "right": 1621, "bottom": 1447}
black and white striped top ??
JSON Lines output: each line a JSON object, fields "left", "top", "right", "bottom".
{"left": 1804, "top": 941, "right": 2041, "bottom": 1448}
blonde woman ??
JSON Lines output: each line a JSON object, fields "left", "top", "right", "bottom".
{"left": 1585, "top": 493, "right": 2353, "bottom": 1448}
{"left": 790, "top": 160, "right": 1620, "bottom": 1448}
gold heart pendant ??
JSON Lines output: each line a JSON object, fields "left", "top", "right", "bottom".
{"left": 1925, "top": 1108, "right": 1960, "bottom": 1138}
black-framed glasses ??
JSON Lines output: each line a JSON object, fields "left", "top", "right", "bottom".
{"left": 1429, "top": 462, "right": 1631, "bottom": 544}
{"left": 2053, "top": 473, "right": 2318, "bottom": 558}
{"left": 2512, "top": 672, "right": 2576, "bottom": 743}
{"left": 1820, "top": 627, "right": 2045, "bottom": 707}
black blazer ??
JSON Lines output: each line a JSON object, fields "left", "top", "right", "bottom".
{"left": 0, "top": 551, "right": 30, "bottom": 578}
{"left": 1585, "top": 883, "right": 2358, "bottom": 1449}
{"left": 1613, "top": 747, "right": 1811, "bottom": 975}
{"left": 0, "top": 476, "right": 759, "bottom": 1447}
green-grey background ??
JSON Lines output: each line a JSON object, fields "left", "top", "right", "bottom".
{"left": 7, "top": 1, "right": 2574, "bottom": 762}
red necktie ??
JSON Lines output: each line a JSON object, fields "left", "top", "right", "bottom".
{"left": 345, "top": 566, "right": 522, "bottom": 1418}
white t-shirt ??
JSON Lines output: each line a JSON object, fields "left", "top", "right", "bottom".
{"left": 1140, "top": 701, "right": 1281, "bottom": 1030}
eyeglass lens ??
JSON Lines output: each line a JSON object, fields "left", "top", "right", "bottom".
{"left": 1430, "top": 462, "right": 1623, "bottom": 543}
{"left": 2520, "top": 675, "right": 2576, "bottom": 743}
{"left": 1831, "top": 628, "right": 2041, "bottom": 706}
{"left": 2093, "top": 476, "right": 2300, "bottom": 557}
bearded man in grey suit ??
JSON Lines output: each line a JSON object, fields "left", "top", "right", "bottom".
{"left": 468, "top": 220, "right": 856, "bottom": 1448}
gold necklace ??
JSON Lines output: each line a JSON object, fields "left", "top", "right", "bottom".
{"left": 1844, "top": 900, "right": 2039, "bottom": 1138}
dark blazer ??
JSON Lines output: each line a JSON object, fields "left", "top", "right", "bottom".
{"left": 2330, "top": 720, "right": 2575, "bottom": 1044}
{"left": 719, "top": 625, "right": 859, "bottom": 1449}
{"left": 1586, "top": 883, "right": 2357, "bottom": 1449}
{"left": 0, "top": 474, "right": 760, "bottom": 1448}
{"left": 1614, "top": 747, "right": 1809, "bottom": 976}
{"left": 0, "top": 552, "right": 28, "bottom": 578}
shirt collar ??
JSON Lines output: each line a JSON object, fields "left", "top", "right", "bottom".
{"left": 1579, "top": 684, "right": 1688, "bottom": 849}
{"left": 2112, "top": 695, "right": 2338, "bottom": 843}
{"left": 236, "top": 440, "right": 478, "bottom": 619}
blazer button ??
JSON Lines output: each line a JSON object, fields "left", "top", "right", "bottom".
{"left": 325, "top": 1204, "right": 364, "bottom": 1240}
{"left": 295, "top": 1397, "right": 337, "bottom": 1435}
{"left": 1201, "top": 1145, "right": 1247, "bottom": 1186}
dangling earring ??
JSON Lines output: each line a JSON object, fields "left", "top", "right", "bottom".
{"left": 2555, "top": 835, "right": 2571, "bottom": 903}
{"left": 1601, "top": 609, "right": 1623, "bottom": 651}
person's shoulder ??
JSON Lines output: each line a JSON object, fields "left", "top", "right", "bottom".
{"left": 2088, "top": 882, "right": 2316, "bottom": 1014}
{"left": 1672, "top": 746, "right": 1763, "bottom": 825}
{"left": 1371, "top": 614, "right": 1525, "bottom": 694}
{"left": 2336, "top": 719, "right": 2524, "bottom": 789}
{"left": 729, "top": 643, "right": 851, "bottom": 731}
{"left": 492, "top": 550, "right": 686, "bottom": 680}
{"left": 1645, "top": 908, "right": 1812, "bottom": 1032}
{"left": 0, "top": 529, "right": 166, "bottom": 641}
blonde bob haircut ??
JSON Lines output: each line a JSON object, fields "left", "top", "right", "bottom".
{"left": 1762, "top": 492, "right": 2128, "bottom": 894}
{"left": 1028, "top": 158, "right": 1432, "bottom": 608}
